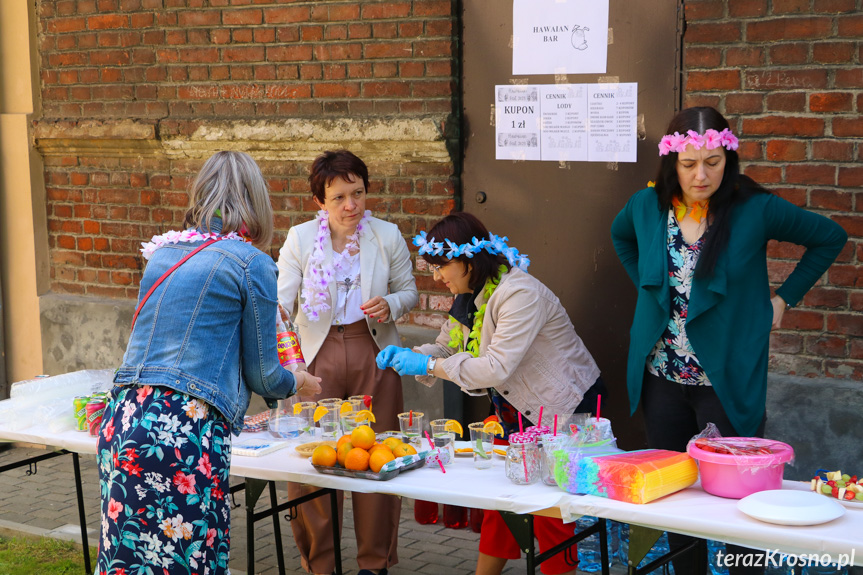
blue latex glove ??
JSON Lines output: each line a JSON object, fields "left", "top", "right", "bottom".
{"left": 390, "top": 349, "right": 432, "bottom": 377}
{"left": 376, "top": 345, "right": 406, "bottom": 370}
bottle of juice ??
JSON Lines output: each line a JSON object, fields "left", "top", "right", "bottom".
{"left": 276, "top": 306, "right": 306, "bottom": 372}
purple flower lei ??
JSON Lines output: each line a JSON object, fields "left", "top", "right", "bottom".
{"left": 658, "top": 128, "right": 739, "bottom": 156}
{"left": 140, "top": 229, "right": 247, "bottom": 260}
{"left": 301, "top": 209, "right": 371, "bottom": 322}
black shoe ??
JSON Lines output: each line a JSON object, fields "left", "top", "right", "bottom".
{"left": 357, "top": 569, "right": 388, "bottom": 575}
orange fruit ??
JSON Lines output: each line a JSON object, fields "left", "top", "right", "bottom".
{"left": 337, "top": 440, "right": 355, "bottom": 467}
{"left": 350, "top": 425, "right": 376, "bottom": 450}
{"left": 444, "top": 419, "right": 464, "bottom": 437}
{"left": 382, "top": 437, "right": 403, "bottom": 451}
{"left": 311, "top": 444, "right": 337, "bottom": 467}
{"left": 344, "top": 447, "right": 371, "bottom": 472}
{"left": 392, "top": 443, "right": 417, "bottom": 458}
{"left": 336, "top": 434, "right": 353, "bottom": 451}
{"left": 369, "top": 444, "right": 392, "bottom": 458}
{"left": 483, "top": 421, "right": 505, "bottom": 437}
{"left": 369, "top": 449, "right": 396, "bottom": 473}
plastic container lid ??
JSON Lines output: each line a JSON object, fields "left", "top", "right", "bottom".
{"left": 687, "top": 437, "right": 794, "bottom": 467}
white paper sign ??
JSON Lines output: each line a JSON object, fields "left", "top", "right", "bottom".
{"left": 495, "top": 85, "right": 542, "bottom": 161}
{"left": 512, "top": 0, "right": 610, "bottom": 76}
{"left": 494, "top": 83, "right": 637, "bottom": 163}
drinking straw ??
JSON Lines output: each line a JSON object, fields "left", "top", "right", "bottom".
{"left": 424, "top": 431, "right": 445, "bottom": 474}
{"left": 538, "top": 406, "right": 543, "bottom": 426}
{"left": 409, "top": 409, "right": 413, "bottom": 426}
{"left": 518, "top": 412, "right": 524, "bottom": 433}
{"left": 553, "top": 414, "right": 558, "bottom": 436}
{"left": 596, "top": 395, "right": 601, "bottom": 422}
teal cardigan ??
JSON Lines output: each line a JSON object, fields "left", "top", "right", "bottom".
{"left": 611, "top": 187, "right": 847, "bottom": 436}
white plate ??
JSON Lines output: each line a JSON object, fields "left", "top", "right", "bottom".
{"left": 737, "top": 490, "right": 845, "bottom": 526}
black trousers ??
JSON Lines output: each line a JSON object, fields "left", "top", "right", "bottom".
{"left": 641, "top": 371, "right": 767, "bottom": 575}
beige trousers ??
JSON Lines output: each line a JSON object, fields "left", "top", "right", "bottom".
{"left": 288, "top": 321, "right": 403, "bottom": 573}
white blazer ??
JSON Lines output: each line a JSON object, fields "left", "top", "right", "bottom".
{"left": 276, "top": 216, "right": 418, "bottom": 365}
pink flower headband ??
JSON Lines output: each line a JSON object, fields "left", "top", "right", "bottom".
{"left": 658, "top": 128, "right": 739, "bottom": 156}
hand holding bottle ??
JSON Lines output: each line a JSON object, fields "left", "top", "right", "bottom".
{"left": 294, "top": 370, "right": 322, "bottom": 398}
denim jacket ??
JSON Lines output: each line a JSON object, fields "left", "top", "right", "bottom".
{"left": 114, "top": 220, "right": 297, "bottom": 435}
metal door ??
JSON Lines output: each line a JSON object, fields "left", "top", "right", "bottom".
{"left": 461, "top": 0, "right": 683, "bottom": 447}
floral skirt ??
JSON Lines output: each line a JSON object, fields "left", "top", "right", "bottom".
{"left": 96, "top": 384, "right": 233, "bottom": 575}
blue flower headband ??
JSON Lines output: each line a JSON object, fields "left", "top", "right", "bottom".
{"left": 412, "top": 231, "right": 531, "bottom": 271}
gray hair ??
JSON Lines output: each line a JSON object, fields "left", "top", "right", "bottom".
{"left": 183, "top": 151, "right": 274, "bottom": 247}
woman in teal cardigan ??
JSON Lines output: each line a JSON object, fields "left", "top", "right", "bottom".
{"left": 611, "top": 107, "right": 846, "bottom": 575}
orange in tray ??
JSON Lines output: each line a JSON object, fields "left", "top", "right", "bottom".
{"left": 392, "top": 443, "right": 417, "bottom": 458}
{"left": 351, "top": 425, "right": 376, "bottom": 450}
{"left": 345, "top": 447, "right": 371, "bottom": 472}
{"left": 337, "top": 441, "right": 355, "bottom": 467}
{"left": 311, "top": 444, "right": 337, "bottom": 467}
{"left": 370, "top": 449, "right": 396, "bottom": 473}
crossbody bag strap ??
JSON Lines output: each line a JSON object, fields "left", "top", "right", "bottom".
{"left": 130, "top": 238, "right": 220, "bottom": 332}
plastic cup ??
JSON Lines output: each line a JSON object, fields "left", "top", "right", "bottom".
{"left": 540, "top": 433, "right": 569, "bottom": 486}
{"left": 398, "top": 411, "right": 424, "bottom": 451}
{"left": 341, "top": 413, "right": 359, "bottom": 435}
{"left": 269, "top": 398, "right": 302, "bottom": 439}
{"left": 468, "top": 422, "right": 493, "bottom": 469}
{"left": 294, "top": 401, "right": 318, "bottom": 438}
{"left": 348, "top": 394, "right": 371, "bottom": 410}
{"left": 317, "top": 398, "right": 344, "bottom": 440}
{"left": 430, "top": 419, "right": 455, "bottom": 465}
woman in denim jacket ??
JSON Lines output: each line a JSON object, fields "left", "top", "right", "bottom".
{"left": 98, "top": 151, "right": 321, "bottom": 575}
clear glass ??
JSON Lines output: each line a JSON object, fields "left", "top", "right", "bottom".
{"left": 348, "top": 394, "right": 371, "bottom": 409}
{"left": 341, "top": 413, "right": 359, "bottom": 435}
{"left": 430, "top": 419, "right": 456, "bottom": 465}
{"left": 317, "top": 398, "right": 344, "bottom": 440}
{"left": 398, "top": 411, "right": 425, "bottom": 451}
{"left": 505, "top": 441, "right": 540, "bottom": 485}
{"left": 269, "top": 398, "right": 302, "bottom": 439}
{"left": 468, "top": 422, "right": 493, "bottom": 469}
{"left": 293, "top": 401, "right": 318, "bottom": 438}
{"left": 540, "top": 433, "right": 568, "bottom": 486}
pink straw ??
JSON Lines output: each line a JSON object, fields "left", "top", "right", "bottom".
{"left": 518, "top": 412, "right": 524, "bottom": 433}
{"left": 553, "top": 414, "right": 558, "bottom": 436}
{"left": 424, "top": 431, "right": 446, "bottom": 474}
{"left": 538, "top": 406, "right": 543, "bottom": 426}
{"left": 596, "top": 394, "right": 601, "bottom": 422}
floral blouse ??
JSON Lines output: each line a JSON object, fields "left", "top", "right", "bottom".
{"left": 646, "top": 210, "right": 711, "bottom": 386}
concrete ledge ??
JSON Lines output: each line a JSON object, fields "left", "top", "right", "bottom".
{"left": 766, "top": 373, "right": 863, "bottom": 481}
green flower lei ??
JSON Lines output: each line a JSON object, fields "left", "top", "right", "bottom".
{"left": 448, "top": 265, "right": 508, "bottom": 357}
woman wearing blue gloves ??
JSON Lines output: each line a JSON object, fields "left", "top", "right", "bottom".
{"left": 376, "top": 212, "right": 605, "bottom": 575}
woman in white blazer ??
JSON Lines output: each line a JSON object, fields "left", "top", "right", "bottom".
{"left": 276, "top": 150, "right": 417, "bottom": 575}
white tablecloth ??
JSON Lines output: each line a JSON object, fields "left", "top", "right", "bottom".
{"left": 3, "top": 426, "right": 861, "bottom": 566}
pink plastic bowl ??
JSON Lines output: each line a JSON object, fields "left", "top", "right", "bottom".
{"left": 687, "top": 438, "right": 795, "bottom": 499}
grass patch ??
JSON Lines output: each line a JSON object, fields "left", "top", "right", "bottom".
{"left": 0, "top": 536, "right": 96, "bottom": 575}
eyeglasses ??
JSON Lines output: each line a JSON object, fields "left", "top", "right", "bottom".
{"left": 428, "top": 263, "right": 443, "bottom": 274}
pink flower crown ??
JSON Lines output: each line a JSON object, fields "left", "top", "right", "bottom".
{"left": 658, "top": 128, "right": 739, "bottom": 156}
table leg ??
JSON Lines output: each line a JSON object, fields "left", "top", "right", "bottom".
{"left": 268, "top": 481, "right": 286, "bottom": 575}
{"left": 499, "top": 512, "right": 536, "bottom": 574}
{"left": 628, "top": 525, "right": 701, "bottom": 575}
{"left": 330, "top": 489, "right": 342, "bottom": 575}
{"left": 243, "top": 478, "right": 268, "bottom": 575}
{"left": 72, "top": 453, "right": 92, "bottom": 574}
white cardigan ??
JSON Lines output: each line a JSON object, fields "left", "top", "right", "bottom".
{"left": 276, "top": 216, "right": 418, "bottom": 364}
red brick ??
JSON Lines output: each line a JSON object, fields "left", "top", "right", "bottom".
{"left": 312, "top": 83, "right": 360, "bottom": 98}
{"left": 314, "top": 43, "right": 362, "bottom": 61}
{"left": 833, "top": 117, "right": 863, "bottom": 137}
{"left": 682, "top": 94, "right": 722, "bottom": 109}
{"left": 87, "top": 14, "right": 128, "bottom": 29}
{"left": 812, "top": 140, "right": 853, "bottom": 161}
{"left": 768, "top": 43, "right": 809, "bottom": 65}
{"left": 769, "top": 332, "right": 803, "bottom": 353}
{"left": 50, "top": 17, "right": 87, "bottom": 33}
{"left": 831, "top": 215, "right": 863, "bottom": 237}
{"left": 765, "top": 92, "right": 806, "bottom": 112}
{"left": 365, "top": 42, "right": 413, "bottom": 59}
{"left": 810, "top": 189, "right": 854, "bottom": 211}
{"left": 268, "top": 45, "right": 313, "bottom": 62}
{"left": 835, "top": 69, "right": 863, "bottom": 88}
{"left": 685, "top": 22, "right": 742, "bottom": 43}
{"left": 781, "top": 309, "right": 825, "bottom": 330}
{"left": 810, "top": 92, "right": 853, "bottom": 112}
{"left": 362, "top": 2, "right": 411, "bottom": 19}
{"left": 826, "top": 313, "right": 863, "bottom": 336}
{"left": 850, "top": 340, "right": 863, "bottom": 360}
{"left": 737, "top": 141, "right": 763, "bottom": 161}
{"left": 177, "top": 10, "right": 220, "bottom": 27}
{"left": 814, "top": 0, "right": 857, "bottom": 11}
{"left": 851, "top": 292, "right": 863, "bottom": 311}
{"left": 373, "top": 62, "right": 398, "bottom": 78}
{"left": 767, "top": 239, "right": 806, "bottom": 259}
{"left": 223, "top": 46, "right": 265, "bottom": 62}
{"left": 785, "top": 165, "right": 836, "bottom": 185}
{"left": 766, "top": 139, "right": 806, "bottom": 161}
{"left": 772, "top": 0, "right": 810, "bottom": 13}
{"left": 324, "top": 25, "right": 348, "bottom": 41}
{"left": 726, "top": 46, "right": 765, "bottom": 66}
{"left": 729, "top": 0, "right": 767, "bottom": 17}
{"left": 414, "top": 0, "right": 451, "bottom": 17}
{"left": 812, "top": 42, "right": 856, "bottom": 63}
{"left": 328, "top": 4, "right": 360, "bottom": 20}
{"left": 686, "top": 47, "right": 722, "bottom": 68}
{"left": 746, "top": 165, "right": 783, "bottom": 183}
{"left": 751, "top": 17, "right": 833, "bottom": 40}
{"left": 686, "top": 70, "right": 740, "bottom": 91}
{"left": 803, "top": 287, "right": 849, "bottom": 309}
{"left": 806, "top": 335, "right": 848, "bottom": 357}
{"left": 223, "top": 8, "right": 262, "bottom": 25}
{"left": 349, "top": 23, "right": 372, "bottom": 39}
{"left": 836, "top": 14, "right": 863, "bottom": 36}
{"left": 829, "top": 265, "right": 863, "bottom": 287}
{"left": 746, "top": 69, "right": 826, "bottom": 89}
{"left": 743, "top": 116, "right": 824, "bottom": 137}
{"left": 838, "top": 167, "right": 863, "bottom": 188}
{"left": 773, "top": 187, "right": 808, "bottom": 206}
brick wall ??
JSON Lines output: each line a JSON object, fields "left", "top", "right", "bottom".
{"left": 36, "top": 0, "right": 458, "bottom": 326}
{"left": 683, "top": 0, "right": 862, "bottom": 378}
